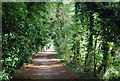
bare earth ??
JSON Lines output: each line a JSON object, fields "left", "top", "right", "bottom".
{"left": 11, "top": 49, "right": 78, "bottom": 80}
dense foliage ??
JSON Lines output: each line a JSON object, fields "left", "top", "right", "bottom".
{"left": 52, "top": 2, "right": 120, "bottom": 79}
{"left": 1, "top": 2, "right": 120, "bottom": 80}
{"left": 1, "top": 2, "right": 50, "bottom": 80}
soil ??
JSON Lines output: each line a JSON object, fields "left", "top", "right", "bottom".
{"left": 10, "top": 49, "right": 80, "bottom": 81}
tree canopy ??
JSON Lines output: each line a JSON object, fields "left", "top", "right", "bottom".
{"left": 1, "top": 2, "right": 120, "bottom": 80}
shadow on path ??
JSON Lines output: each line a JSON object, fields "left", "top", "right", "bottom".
{"left": 11, "top": 48, "right": 78, "bottom": 80}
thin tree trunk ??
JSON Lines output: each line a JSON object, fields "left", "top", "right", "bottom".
{"left": 94, "top": 37, "right": 97, "bottom": 76}
{"left": 84, "top": 11, "right": 93, "bottom": 71}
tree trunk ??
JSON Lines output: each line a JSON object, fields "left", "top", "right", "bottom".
{"left": 84, "top": 11, "right": 94, "bottom": 71}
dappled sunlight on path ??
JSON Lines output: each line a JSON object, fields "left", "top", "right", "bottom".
{"left": 11, "top": 49, "right": 77, "bottom": 80}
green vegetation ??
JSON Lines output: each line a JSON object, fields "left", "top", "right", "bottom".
{"left": 2, "top": 2, "right": 50, "bottom": 80}
{"left": 53, "top": 2, "right": 120, "bottom": 80}
{"left": 1, "top": 2, "right": 120, "bottom": 80}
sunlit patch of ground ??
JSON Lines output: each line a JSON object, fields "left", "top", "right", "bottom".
{"left": 11, "top": 49, "right": 78, "bottom": 80}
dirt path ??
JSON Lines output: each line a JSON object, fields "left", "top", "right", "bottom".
{"left": 11, "top": 49, "right": 78, "bottom": 80}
